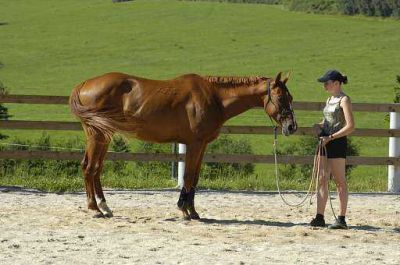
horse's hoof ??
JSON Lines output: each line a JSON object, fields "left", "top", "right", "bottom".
{"left": 177, "top": 199, "right": 186, "bottom": 209}
{"left": 103, "top": 212, "right": 113, "bottom": 218}
{"left": 98, "top": 201, "right": 113, "bottom": 218}
{"left": 92, "top": 212, "right": 105, "bottom": 218}
{"left": 180, "top": 209, "right": 191, "bottom": 221}
{"left": 190, "top": 212, "right": 200, "bottom": 220}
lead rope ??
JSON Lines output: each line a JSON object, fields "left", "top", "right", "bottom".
{"left": 273, "top": 126, "right": 317, "bottom": 207}
{"left": 273, "top": 130, "right": 339, "bottom": 222}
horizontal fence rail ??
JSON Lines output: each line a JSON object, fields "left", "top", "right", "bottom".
{"left": 1, "top": 120, "right": 400, "bottom": 137}
{"left": 1, "top": 94, "right": 400, "bottom": 112}
{"left": 1, "top": 94, "right": 399, "bottom": 171}
{"left": 0, "top": 150, "right": 398, "bottom": 166}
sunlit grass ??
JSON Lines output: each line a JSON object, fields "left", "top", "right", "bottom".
{"left": 0, "top": 0, "right": 398, "bottom": 191}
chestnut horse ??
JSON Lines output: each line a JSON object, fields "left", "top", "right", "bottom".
{"left": 70, "top": 72, "right": 297, "bottom": 219}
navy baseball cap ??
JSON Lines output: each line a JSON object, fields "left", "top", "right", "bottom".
{"left": 317, "top": 70, "right": 343, "bottom": 83}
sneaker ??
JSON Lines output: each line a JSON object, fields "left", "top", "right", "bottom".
{"left": 328, "top": 219, "right": 348, "bottom": 229}
{"left": 310, "top": 217, "right": 326, "bottom": 227}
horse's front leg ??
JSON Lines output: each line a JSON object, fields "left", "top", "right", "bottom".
{"left": 177, "top": 141, "right": 206, "bottom": 220}
{"left": 187, "top": 142, "right": 207, "bottom": 219}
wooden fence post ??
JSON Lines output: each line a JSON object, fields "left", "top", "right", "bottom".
{"left": 388, "top": 112, "right": 400, "bottom": 193}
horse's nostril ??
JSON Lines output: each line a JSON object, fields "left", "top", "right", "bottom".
{"left": 288, "top": 124, "right": 293, "bottom": 131}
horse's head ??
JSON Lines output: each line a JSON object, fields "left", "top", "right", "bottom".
{"left": 264, "top": 72, "right": 297, "bottom": 136}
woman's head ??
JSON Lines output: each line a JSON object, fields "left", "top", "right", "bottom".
{"left": 317, "top": 70, "right": 347, "bottom": 94}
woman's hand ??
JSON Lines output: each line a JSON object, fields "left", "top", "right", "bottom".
{"left": 319, "top": 136, "right": 331, "bottom": 146}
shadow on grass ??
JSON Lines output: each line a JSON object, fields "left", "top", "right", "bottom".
{"left": 0, "top": 22, "right": 8, "bottom": 26}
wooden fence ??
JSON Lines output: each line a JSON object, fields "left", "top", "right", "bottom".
{"left": 0, "top": 94, "right": 400, "bottom": 167}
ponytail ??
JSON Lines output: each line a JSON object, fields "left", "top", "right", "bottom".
{"left": 341, "top": 75, "right": 348, "bottom": 84}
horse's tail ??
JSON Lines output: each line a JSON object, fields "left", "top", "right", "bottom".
{"left": 69, "top": 82, "right": 119, "bottom": 142}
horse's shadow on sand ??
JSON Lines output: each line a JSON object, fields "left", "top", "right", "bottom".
{"left": 198, "top": 218, "right": 306, "bottom": 228}
{"left": 165, "top": 217, "right": 393, "bottom": 232}
{"left": 165, "top": 217, "right": 307, "bottom": 228}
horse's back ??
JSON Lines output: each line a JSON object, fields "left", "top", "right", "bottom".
{"left": 76, "top": 72, "right": 135, "bottom": 107}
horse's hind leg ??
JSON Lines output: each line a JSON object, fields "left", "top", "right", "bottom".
{"left": 93, "top": 141, "right": 113, "bottom": 217}
{"left": 81, "top": 130, "right": 110, "bottom": 218}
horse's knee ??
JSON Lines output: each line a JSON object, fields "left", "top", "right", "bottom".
{"left": 83, "top": 162, "right": 101, "bottom": 177}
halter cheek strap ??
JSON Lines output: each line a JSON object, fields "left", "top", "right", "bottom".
{"left": 264, "top": 80, "right": 279, "bottom": 126}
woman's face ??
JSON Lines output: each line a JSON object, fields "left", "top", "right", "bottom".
{"left": 323, "top": 80, "right": 340, "bottom": 94}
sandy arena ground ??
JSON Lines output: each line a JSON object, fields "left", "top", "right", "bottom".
{"left": 0, "top": 186, "right": 399, "bottom": 265}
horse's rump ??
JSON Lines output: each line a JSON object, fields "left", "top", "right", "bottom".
{"left": 69, "top": 79, "right": 138, "bottom": 141}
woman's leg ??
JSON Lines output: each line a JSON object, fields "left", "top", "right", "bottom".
{"left": 328, "top": 158, "right": 348, "bottom": 216}
{"left": 316, "top": 154, "right": 331, "bottom": 215}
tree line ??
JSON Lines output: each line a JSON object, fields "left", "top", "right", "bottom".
{"left": 183, "top": 0, "right": 400, "bottom": 18}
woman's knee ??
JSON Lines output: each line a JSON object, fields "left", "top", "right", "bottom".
{"left": 318, "top": 176, "right": 329, "bottom": 189}
{"left": 332, "top": 176, "right": 347, "bottom": 188}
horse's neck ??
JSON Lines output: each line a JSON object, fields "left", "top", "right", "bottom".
{"left": 215, "top": 81, "right": 268, "bottom": 121}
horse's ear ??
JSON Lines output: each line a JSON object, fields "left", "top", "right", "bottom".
{"left": 275, "top": 72, "right": 282, "bottom": 83}
{"left": 282, "top": 70, "right": 292, "bottom": 85}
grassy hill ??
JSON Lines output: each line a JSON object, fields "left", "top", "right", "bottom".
{"left": 1, "top": 0, "right": 399, "bottom": 191}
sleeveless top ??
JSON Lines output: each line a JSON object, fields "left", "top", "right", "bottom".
{"left": 322, "top": 93, "right": 348, "bottom": 135}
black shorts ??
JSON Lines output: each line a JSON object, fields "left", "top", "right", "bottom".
{"left": 323, "top": 136, "right": 347, "bottom": 159}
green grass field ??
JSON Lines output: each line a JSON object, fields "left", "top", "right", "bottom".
{"left": 0, "top": 0, "right": 399, "bottom": 191}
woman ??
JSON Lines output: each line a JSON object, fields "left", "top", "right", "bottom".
{"left": 310, "top": 70, "right": 355, "bottom": 229}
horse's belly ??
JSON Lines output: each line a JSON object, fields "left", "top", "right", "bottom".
{"left": 133, "top": 121, "right": 187, "bottom": 143}
{"left": 134, "top": 131, "right": 175, "bottom": 143}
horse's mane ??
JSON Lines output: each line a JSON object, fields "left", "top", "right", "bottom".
{"left": 203, "top": 76, "right": 268, "bottom": 87}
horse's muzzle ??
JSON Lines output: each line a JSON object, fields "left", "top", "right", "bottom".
{"left": 281, "top": 118, "right": 297, "bottom": 136}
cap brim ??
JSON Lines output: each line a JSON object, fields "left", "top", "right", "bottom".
{"left": 317, "top": 77, "right": 329, "bottom": 82}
